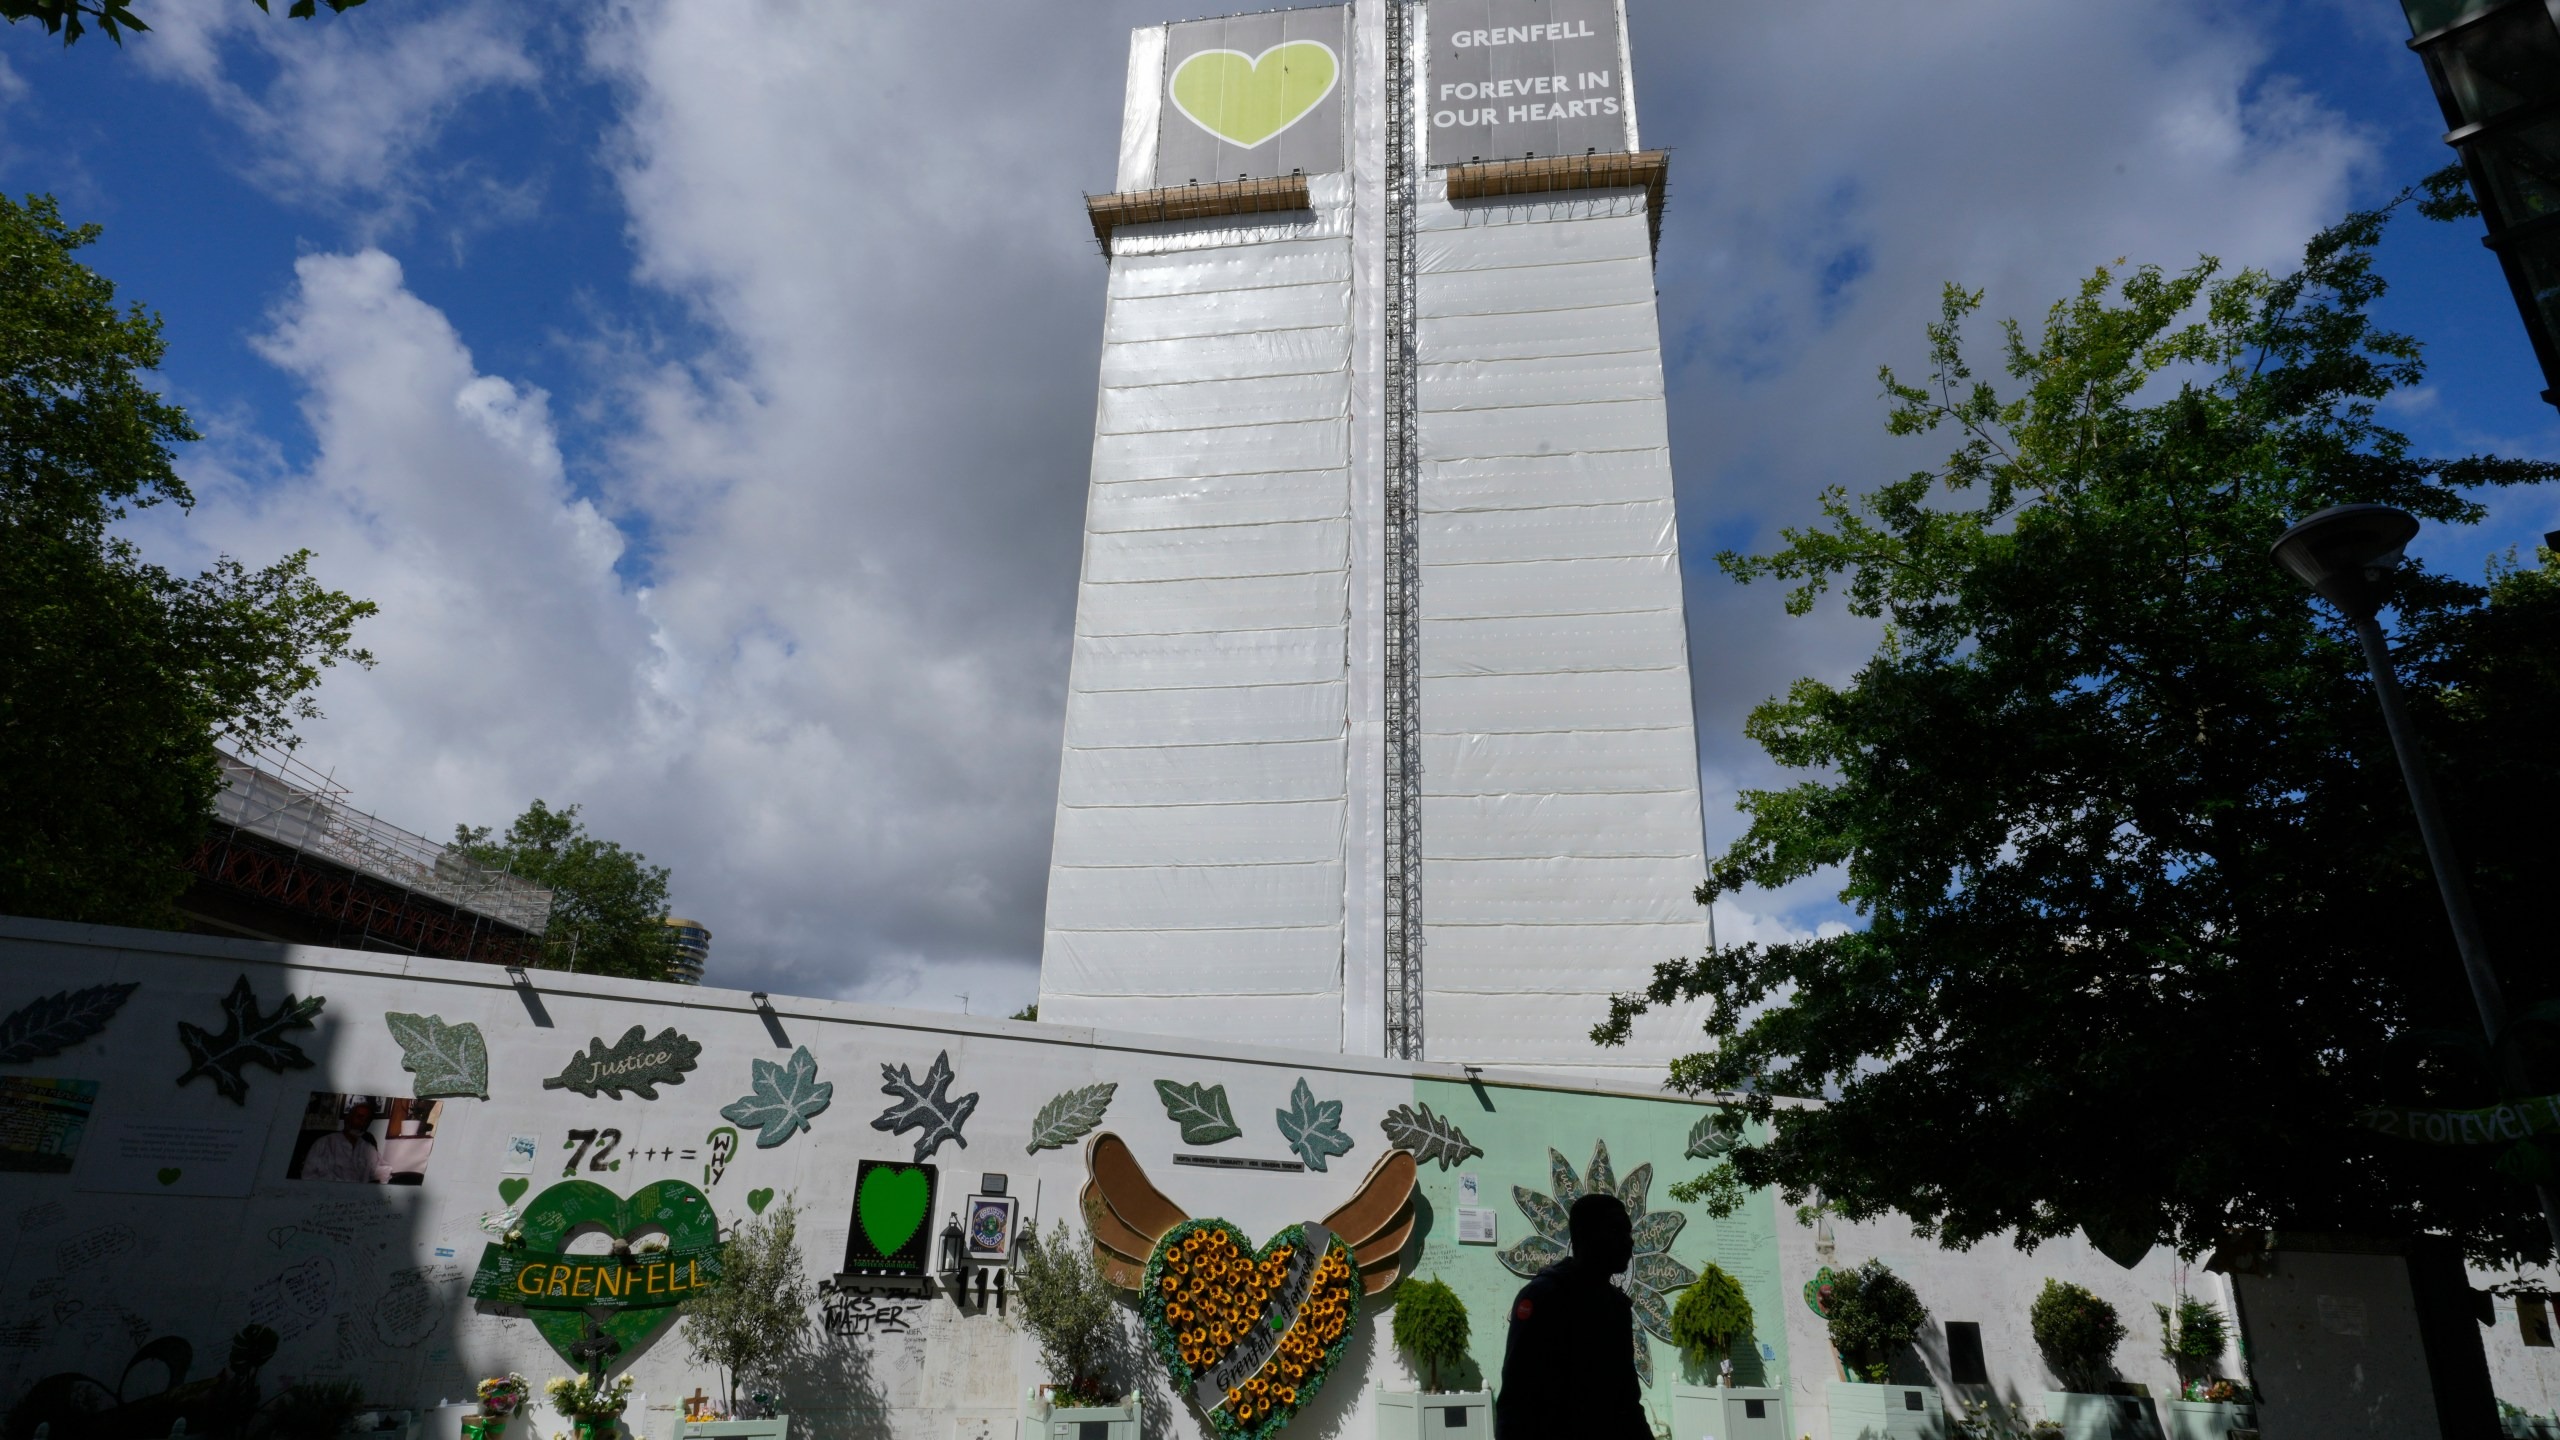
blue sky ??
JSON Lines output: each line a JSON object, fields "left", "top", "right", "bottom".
{"left": 10, "top": 0, "right": 2554, "bottom": 1011}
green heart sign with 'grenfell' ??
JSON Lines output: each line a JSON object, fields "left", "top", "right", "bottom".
{"left": 1168, "top": 41, "right": 1338, "bottom": 149}
{"left": 465, "top": 1178, "right": 722, "bottom": 1372}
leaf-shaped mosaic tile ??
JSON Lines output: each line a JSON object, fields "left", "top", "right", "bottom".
{"left": 1632, "top": 1330, "right": 1654, "bottom": 1388}
{"left": 384, "top": 1012, "right": 488, "bottom": 1099}
{"left": 1513, "top": 1185, "right": 1568, "bottom": 1240}
{"left": 177, "top": 975, "right": 323, "bottom": 1104}
{"left": 1378, "top": 1101, "right": 1482, "bottom": 1171}
{"left": 1153, "top": 1078, "right": 1242, "bottom": 1146}
{"left": 1274, "top": 1077, "right": 1353, "bottom": 1172}
{"left": 1025, "top": 1082, "right": 1116, "bottom": 1154}
{"left": 722, "top": 1045, "right": 834, "bottom": 1148}
{"left": 872, "top": 1050, "right": 977, "bottom": 1161}
{"left": 1630, "top": 1277, "right": 1677, "bottom": 1343}
{"left": 1686, "top": 1110, "right": 1741, "bottom": 1160}
{"left": 1547, "top": 1148, "right": 1583, "bottom": 1207}
{"left": 1618, "top": 1161, "right": 1653, "bottom": 1218}
{"left": 1630, "top": 1250, "right": 1697, "bottom": 1307}
{"left": 1631, "top": 1209, "right": 1687, "bottom": 1256}
{"left": 541, "top": 1026, "right": 701, "bottom": 1100}
{"left": 0, "top": 982, "right": 139, "bottom": 1064}
{"left": 1495, "top": 1230, "right": 1566, "bottom": 1278}
{"left": 1585, "top": 1140, "right": 1616, "bottom": 1200}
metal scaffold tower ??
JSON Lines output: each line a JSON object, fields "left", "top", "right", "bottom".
{"left": 1381, "top": 0, "right": 1425, "bottom": 1062}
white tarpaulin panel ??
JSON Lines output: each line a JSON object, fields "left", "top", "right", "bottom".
{"left": 1418, "top": 214, "right": 1650, "bottom": 273}
{"left": 1093, "top": 418, "right": 1351, "bottom": 483}
{"left": 1046, "top": 859, "right": 1345, "bottom": 930}
{"left": 1421, "top": 607, "right": 1686, "bottom": 677}
{"left": 1097, "top": 373, "right": 1350, "bottom": 435}
{"left": 1102, "top": 327, "right": 1352, "bottom": 387}
{"left": 1420, "top": 668, "right": 1691, "bottom": 732}
{"left": 1421, "top": 920, "right": 1713, "bottom": 992}
{"left": 1421, "top": 792, "right": 1700, "bottom": 858}
{"left": 1420, "top": 398, "right": 1669, "bottom": 458}
{"left": 1420, "top": 354, "right": 1662, "bottom": 412}
{"left": 1038, "top": 992, "right": 1346, "bottom": 1051}
{"left": 1423, "top": 451, "right": 1672, "bottom": 512}
{"left": 1423, "top": 500, "right": 1676, "bottom": 564}
{"left": 1083, "top": 520, "right": 1347, "bottom": 583}
{"left": 1417, "top": 184, "right": 1649, "bottom": 230}
{"left": 1086, "top": 469, "right": 1349, "bottom": 534}
{"left": 1423, "top": 554, "right": 1676, "bottom": 618}
{"left": 1052, "top": 799, "right": 1346, "bottom": 868}
{"left": 1421, "top": 727, "right": 1698, "bottom": 795}
{"left": 1065, "top": 680, "right": 1346, "bottom": 749}
{"left": 1419, "top": 256, "right": 1657, "bottom": 317}
{"left": 1108, "top": 283, "right": 1348, "bottom": 343}
{"left": 1041, "top": 925, "right": 1342, "bottom": 992}
{"left": 1057, "top": 738, "right": 1346, "bottom": 808}
{"left": 1074, "top": 571, "right": 1347, "bottom": 636}
{"left": 1418, "top": 989, "right": 1709, "bottom": 1067}
{"left": 1421, "top": 302, "right": 1656, "bottom": 362}
{"left": 1071, "top": 627, "right": 1343, "bottom": 693}
{"left": 1422, "top": 856, "right": 1700, "bottom": 923}
{"left": 1111, "top": 238, "right": 1353, "bottom": 298}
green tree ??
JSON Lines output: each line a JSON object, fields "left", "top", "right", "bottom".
{"left": 1594, "top": 198, "right": 2560, "bottom": 1265}
{"left": 0, "top": 193, "right": 374, "bottom": 927}
{"left": 2028, "top": 1280, "right": 2123, "bottom": 1391}
{"left": 455, "top": 800, "right": 675, "bottom": 982}
{"left": 1669, "top": 1263, "right": 1754, "bottom": 1366}
{"left": 1826, "top": 1260, "right": 1925, "bottom": 1383}
{"left": 2, "top": 0, "right": 362, "bottom": 47}
{"left": 1389, "top": 1276, "right": 1470, "bottom": 1392}
{"left": 679, "top": 1192, "right": 812, "bottom": 1412}
{"left": 1014, "top": 1218, "right": 1127, "bottom": 1406}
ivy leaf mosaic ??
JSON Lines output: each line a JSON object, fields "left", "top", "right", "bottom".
{"left": 1497, "top": 1140, "right": 1695, "bottom": 1387}
{"left": 871, "top": 1049, "right": 977, "bottom": 1161}
{"left": 1686, "top": 1111, "right": 1742, "bottom": 1160}
{"left": 542, "top": 1026, "right": 702, "bottom": 1100}
{"left": 177, "top": 975, "right": 324, "bottom": 1104}
{"left": 1025, "top": 1081, "right": 1117, "bottom": 1154}
{"left": 1379, "top": 1101, "right": 1482, "bottom": 1171}
{"left": 1274, "top": 1078, "right": 1353, "bottom": 1172}
{"left": 385, "top": 1012, "right": 488, "bottom": 1099}
{"left": 0, "top": 982, "right": 139, "bottom": 1064}
{"left": 721, "top": 1045, "right": 834, "bottom": 1148}
{"left": 1154, "top": 1079, "right": 1242, "bottom": 1146}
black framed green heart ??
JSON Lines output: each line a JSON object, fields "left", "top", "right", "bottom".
{"left": 1141, "top": 1219, "right": 1359, "bottom": 1440}
{"left": 465, "top": 1178, "right": 722, "bottom": 1370}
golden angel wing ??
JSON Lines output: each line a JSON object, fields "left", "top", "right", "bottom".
{"left": 1320, "top": 1146, "right": 1419, "bottom": 1296}
{"left": 1083, "top": 1130, "right": 1188, "bottom": 1290}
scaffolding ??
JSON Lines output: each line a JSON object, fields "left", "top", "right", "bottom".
{"left": 1382, "top": 0, "right": 1425, "bottom": 1063}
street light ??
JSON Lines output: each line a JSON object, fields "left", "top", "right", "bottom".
{"left": 2398, "top": 0, "right": 2560, "bottom": 410}
{"left": 2272, "top": 503, "right": 2560, "bottom": 1256}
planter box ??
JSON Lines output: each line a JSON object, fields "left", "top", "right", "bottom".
{"left": 2500, "top": 1419, "right": 2560, "bottom": 1440}
{"left": 2161, "top": 1399, "right": 2256, "bottom": 1440}
{"left": 683, "top": 1422, "right": 790, "bottom": 1440}
{"left": 1021, "top": 1397, "right": 1140, "bottom": 1440}
{"left": 1669, "top": 1384, "right": 1788, "bottom": 1440}
{"left": 1828, "top": 1381, "right": 1945, "bottom": 1440}
{"left": 1375, "top": 1389, "right": 1491, "bottom": 1438}
{"left": 2042, "top": 1392, "right": 2164, "bottom": 1440}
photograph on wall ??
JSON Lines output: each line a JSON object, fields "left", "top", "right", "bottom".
{"left": 839, "top": 1158, "right": 937, "bottom": 1276}
{"left": 963, "top": 1192, "right": 1017, "bottom": 1264}
{"left": 283, "top": 1093, "right": 442, "bottom": 1184}
{"left": 0, "top": 1076, "right": 101, "bottom": 1174}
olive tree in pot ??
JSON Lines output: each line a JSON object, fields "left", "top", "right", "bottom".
{"left": 2030, "top": 1281, "right": 2156, "bottom": 1440}
{"left": 1379, "top": 1277, "right": 1488, "bottom": 1438}
{"left": 1014, "top": 1219, "right": 1140, "bottom": 1436}
{"left": 2154, "top": 1295, "right": 2252, "bottom": 1440}
{"left": 678, "top": 1193, "right": 813, "bottom": 1439}
{"left": 1825, "top": 1261, "right": 1943, "bottom": 1438}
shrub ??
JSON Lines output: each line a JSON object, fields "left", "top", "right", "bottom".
{"left": 679, "top": 1193, "right": 812, "bottom": 1411}
{"left": 1390, "top": 1276, "right": 1471, "bottom": 1391}
{"left": 2156, "top": 1293, "right": 2228, "bottom": 1373}
{"left": 2030, "top": 1280, "right": 2124, "bottom": 1389}
{"left": 1014, "top": 1218, "right": 1126, "bottom": 1405}
{"left": 1671, "top": 1264, "right": 1756, "bottom": 1363}
{"left": 1828, "top": 1261, "right": 1927, "bottom": 1382}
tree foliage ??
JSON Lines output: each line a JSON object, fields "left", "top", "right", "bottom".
{"left": 1826, "top": 1260, "right": 1925, "bottom": 1382}
{"left": 1669, "top": 1262, "right": 1754, "bottom": 1362}
{"left": 1014, "top": 1218, "right": 1129, "bottom": 1406}
{"left": 1, "top": 0, "right": 362, "bottom": 47}
{"left": 679, "top": 1192, "right": 812, "bottom": 1410}
{"left": 0, "top": 193, "right": 374, "bottom": 927}
{"left": 2154, "top": 1293, "right": 2228, "bottom": 1374}
{"left": 455, "top": 800, "right": 675, "bottom": 982}
{"left": 1389, "top": 1276, "right": 1470, "bottom": 1392}
{"left": 2029, "top": 1280, "right": 2123, "bottom": 1390}
{"left": 1595, "top": 197, "right": 2560, "bottom": 1266}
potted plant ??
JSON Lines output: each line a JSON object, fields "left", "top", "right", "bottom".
{"left": 1823, "top": 1260, "right": 1941, "bottom": 1440}
{"left": 543, "top": 1375, "right": 633, "bottom": 1440}
{"left": 679, "top": 1194, "right": 812, "bottom": 1440}
{"left": 2029, "top": 1281, "right": 2156, "bottom": 1440}
{"left": 464, "top": 1375, "right": 528, "bottom": 1440}
{"left": 2153, "top": 1296, "right": 2250, "bottom": 1440}
{"left": 1377, "top": 1277, "right": 1488, "bottom": 1437}
{"left": 1014, "top": 1218, "right": 1139, "bottom": 1440}
{"left": 1667, "top": 1265, "right": 1784, "bottom": 1439}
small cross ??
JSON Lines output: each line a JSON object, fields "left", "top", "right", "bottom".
{"left": 683, "top": 1389, "right": 711, "bottom": 1420}
{"left": 570, "top": 1316, "right": 620, "bottom": 1380}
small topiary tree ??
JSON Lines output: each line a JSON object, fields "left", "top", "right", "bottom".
{"left": 1671, "top": 1264, "right": 1756, "bottom": 1367}
{"left": 2030, "top": 1280, "right": 2125, "bottom": 1391}
{"left": 1828, "top": 1260, "right": 1927, "bottom": 1383}
{"left": 2155, "top": 1293, "right": 2229, "bottom": 1380}
{"left": 1390, "top": 1276, "right": 1471, "bottom": 1392}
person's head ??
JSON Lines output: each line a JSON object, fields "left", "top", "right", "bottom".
{"left": 341, "top": 1099, "right": 376, "bottom": 1134}
{"left": 1567, "top": 1193, "right": 1633, "bottom": 1275}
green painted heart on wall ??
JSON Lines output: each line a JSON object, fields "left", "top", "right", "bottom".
{"left": 855, "top": 1163, "right": 929, "bottom": 1260}
{"left": 1168, "top": 41, "right": 1338, "bottom": 149}
{"left": 464, "top": 1178, "right": 720, "bottom": 1372}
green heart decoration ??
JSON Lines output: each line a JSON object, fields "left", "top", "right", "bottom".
{"left": 465, "top": 1178, "right": 720, "bottom": 1372}
{"left": 1142, "top": 1218, "right": 1359, "bottom": 1439}
{"left": 856, "top": 1164, "right": 929, "bottom": 1259}
{"left": 1168, "top": 41, "right": 1338, "bottom": 149}
{"left": 498, "top": 1177, "right": 529, "bottom": 1206}
{"left": 747, "top": 1187, "right": 774, "bottom": 1215}
{"left": 155, "top": 1168, "right": 181, "bottom": 1186}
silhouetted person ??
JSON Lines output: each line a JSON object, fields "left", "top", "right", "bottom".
{"left": 1495, "top": 1192, "right": 1647, "bottom": 1439}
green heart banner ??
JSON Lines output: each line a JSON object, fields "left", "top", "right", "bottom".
{"left": 465, "top": 1178, "right": 721, "bottom": 1370}
{"left": 2359, "top": 1094, "right": 2560, "bottom": 1145}
{"left": 840, "top": 1159, "right": 935, "bottom": 1275}
{"left": 1168, "top": 41, "right": 1338, "bottom": 149}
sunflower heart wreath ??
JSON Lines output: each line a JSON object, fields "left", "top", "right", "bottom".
{"left": 1143, "top": 1218, "right": 1358, "bottom": 1439}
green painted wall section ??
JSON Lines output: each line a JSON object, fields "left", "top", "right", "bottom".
{"left": 1398, "top": 1078, "right": 1788, "bottom": 1432}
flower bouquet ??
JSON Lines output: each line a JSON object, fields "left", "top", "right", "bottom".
{"left": 546, "top": 1374, "right": 635, "bottom": 1440}
{"left": 2181, "top": 1377, "right": 2252, "bottom": 1403}
{"left": 463, "top": 1375, "right": 529, "bottom": 1440}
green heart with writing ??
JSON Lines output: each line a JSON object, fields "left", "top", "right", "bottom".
{"left": 856, "top": 1164, "right": 929, "bottom": 1261}
{"left": 498, "top": 1177, "right": 529, "bottom": 1206}
{"left": 1142, "top": 1219, "right": 1360, "bottom": 1440}
{"left": 1168, "top": 41, "right": 1338, "bottom": 149}
{"left": 747, "top": 1187, "right": 774, "bottom": 1215}
{"left": 510, "top": 1178, "right": 718, "bottom": 1370}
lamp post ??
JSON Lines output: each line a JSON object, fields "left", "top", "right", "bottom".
{"left": 2397, "top": 0, "right": 2560, "bottom": 410}
{"left": 2271, "top": 503, "right": 2560, "bottom": 1257}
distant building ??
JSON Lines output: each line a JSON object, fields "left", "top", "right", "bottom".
{"left": 662, "top": 916, "right": 711, "bottom": 985}
{"left": 181, "top": 748, "right": 552, "bottom": 966}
